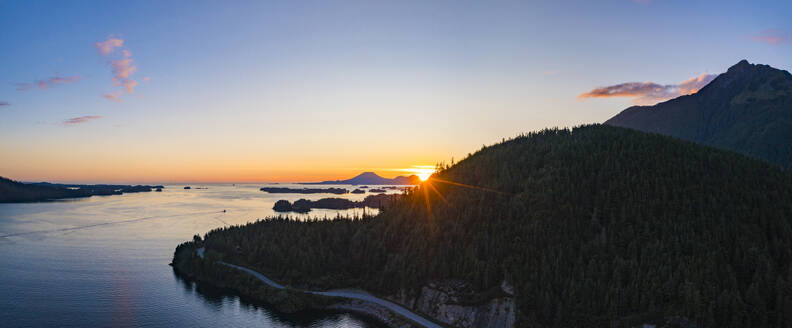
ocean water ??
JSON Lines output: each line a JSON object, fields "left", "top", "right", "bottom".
{"left": 0, "top": 184, "right": 393, "bottom": 328}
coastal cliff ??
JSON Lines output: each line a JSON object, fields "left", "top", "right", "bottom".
{"left": 388, "top": 281, "right": 516, "bottom": 328}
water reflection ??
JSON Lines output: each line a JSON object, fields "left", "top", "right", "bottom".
{"left": 171, "top": 269, "right": 384, "bottom": 327}
{"left": 0, "top": 184, "right": 394, "bottom": 328}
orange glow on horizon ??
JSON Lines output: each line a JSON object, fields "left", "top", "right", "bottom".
{"left": 407, "top": 166, "right": 435, "bottom": 181}
{"left": 0, "top": 165, "right": 442, "bottom": 185}
{"left": 0, "top": 133, "right": 445, "bottom": 184}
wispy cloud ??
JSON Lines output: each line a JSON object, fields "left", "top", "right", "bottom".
{"left": 579, "top": 73, "right": 718, "bottom": 105}
{"left": 37, "top": 75, "right": 81, "bottom": 90}
{"left": 676, "top": 73, "right": 716, "bottom": 95}
{"left": 14, "top": 83, "right": 33, "bottom": 91}
{"left": 111, "top": 58, "right": 136, "bottom": 80}
{"left": 0, "top": 101, "right": 9, "bottom": 107}
{"left": 62, "top": 115, "right": 102, "bottom": 125}
{"left": 96, "top": 36, "right": 140, "bottom": 101}
{"left": 15, "top": 75, "right": 81, "bottom": 91}
{"left": 95, "top": 37, "right": 124, "bottom": 55}
{"left": 751, "top": 29, "right": 790, "bottom": 45}
{"left": 103, "top": 91, "right": 123, "bottom": 102}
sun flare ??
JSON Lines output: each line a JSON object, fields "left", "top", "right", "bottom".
{"left": 411, "top": 167, "right": 435, "bottom": 181}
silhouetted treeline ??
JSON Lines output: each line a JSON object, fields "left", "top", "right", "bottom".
{"left": 180, "top": 125, "right": 792, "bottom": 327}
{"left": 272, "top": 194, "right": 403, "bottom": 213}
{"left": 0, "top": 177, "right": 163, "bottom": 202}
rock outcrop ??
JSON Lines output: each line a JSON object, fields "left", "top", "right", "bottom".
{"left": 388, "top": 280, "right": 516, "bottom": 328}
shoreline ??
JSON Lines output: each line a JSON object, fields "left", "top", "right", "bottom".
{"left": 218, "top": 260, "right": 444, "bottom": 328}
{"left": 176, "top": 246, "right": 445, "bottom": 328}
{"left": 170, "top": 264, "right": 392, "bottom": 328}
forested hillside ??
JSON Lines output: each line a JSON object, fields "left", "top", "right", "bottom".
{"left": 179, "top": 125, "right": 792, "bottom": 327}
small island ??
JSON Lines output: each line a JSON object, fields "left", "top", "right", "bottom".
{"left": 272, "top": 194, "right": 402, "bottom": 213}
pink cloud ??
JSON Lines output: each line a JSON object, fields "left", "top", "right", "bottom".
{"left": 62, "top": 115, "right": 102, "bottom": 125}
{"left": 111, "top": 58, "right": 137, "bottom": 80}
{"left": 579, "top": 73, "right": 718, "bottom": 105}
{"left": 15, "top": 76, "right": 81, "bottom": 91}
{"left": 36, "top": 75, "right": 81, "bottom": 90}
{"left": 0, "top": 101, "right": 9, "bottom": 106}
{"left": 751, "top": 29, "right": 790, "bottom": 45}
{"left": 677, "top": 73, "right": 715, "bottom": 95}
{"left": 95, "top": 37, "right": 124, "bottom": 55}
{"left": 103, "top": 92, "right": 124, "bottom": 102}
{"left": 120, "top": 79, "right": 137, "bottom": 93}
{"left": 96, "top": 36, "right": 140, "bottom": 100}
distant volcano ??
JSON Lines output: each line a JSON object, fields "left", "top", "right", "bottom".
{"left": 302, "top": 171, "right": 421, "bottom": 185}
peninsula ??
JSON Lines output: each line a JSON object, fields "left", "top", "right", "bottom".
{"left": 0, "top": 176, "right": 164, "bottom": 203}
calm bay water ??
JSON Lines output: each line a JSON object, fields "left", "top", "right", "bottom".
{"left": 0, "top": 184, "right": 390, "bottom": 328}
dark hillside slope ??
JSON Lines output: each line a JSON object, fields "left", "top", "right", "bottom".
{"left": 606, "top": 60, "right": 792, "bottom": 168}
{"left": 184, "top": 125, "right": 792, "bottom": 327}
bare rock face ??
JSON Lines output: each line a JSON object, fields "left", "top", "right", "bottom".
{"left": 388, "top": 280, "right": 516, "bottom": 328}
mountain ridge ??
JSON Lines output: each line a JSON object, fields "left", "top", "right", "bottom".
{"left": 605, "top": 59, "right": 792, "bottom": 168}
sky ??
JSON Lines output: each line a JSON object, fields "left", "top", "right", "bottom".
{"left": 1, "top": 0, "right": 790, "bottom": 183}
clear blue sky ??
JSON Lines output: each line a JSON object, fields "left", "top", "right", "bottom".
{"left": 0, "top": 0, "right": 790, "bottom": 183}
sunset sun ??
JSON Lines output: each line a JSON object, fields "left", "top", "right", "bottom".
{"left": 411, "top": 167, "right": 435, "bottom": 181}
